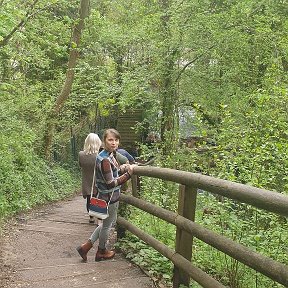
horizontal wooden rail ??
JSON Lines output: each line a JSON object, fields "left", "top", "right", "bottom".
{"left": 118, "top": 166, "right": 288, "bottom": 287}
{"left": 117, "top": 216, "right": 226, "bottom": 288}
{"left": 133, "top": 166, "right": 288, "bottom": 217}
{"left": 120, "top": 194, "right": 288, "bottom": 287}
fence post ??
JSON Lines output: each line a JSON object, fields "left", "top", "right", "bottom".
{"left": 118, "top": 175, "right": 138, "bottom": 238}
{"left": 131, "top": 175, "right": 139, "bottom": 197}
{"left": 173, "top": 184, "right": 197, "bottom": 288}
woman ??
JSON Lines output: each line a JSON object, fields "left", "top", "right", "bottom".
{"left": 78, "top": 133, "right": 102, "bottom": 224}
{"left": 76, "top": 128, "right": 134, "bottom": 261}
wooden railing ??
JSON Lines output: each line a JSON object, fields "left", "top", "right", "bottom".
{"left": 117, "top": 166, "right": 288, "bottom": 288}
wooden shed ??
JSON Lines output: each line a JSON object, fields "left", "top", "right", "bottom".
{"left": 116, "top": 108, "right": 143, "bottom": 155}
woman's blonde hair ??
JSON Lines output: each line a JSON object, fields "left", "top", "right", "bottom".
{"left": 83, "top": 133, "right": 102, "bottom": 155}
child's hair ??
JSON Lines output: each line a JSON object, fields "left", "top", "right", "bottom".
{"left": 83, "top": 133, "right": 102, "bottom": 155}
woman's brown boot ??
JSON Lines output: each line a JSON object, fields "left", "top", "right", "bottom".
{"left": 76, "top": 240, "right": 93, "bottom": 261}
{"left": 95, "top": 248, "right": 115, "bottom": 261}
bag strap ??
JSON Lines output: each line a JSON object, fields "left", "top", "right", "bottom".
{"left": 90, "top": 159, "right": 96, "bottom": 197}
{"left": 106, "top": 190, "right": 114, "bottom": 206}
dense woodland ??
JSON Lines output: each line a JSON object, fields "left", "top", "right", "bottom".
{"left": 0, "top": 0, "right": 287, "bottom": 287}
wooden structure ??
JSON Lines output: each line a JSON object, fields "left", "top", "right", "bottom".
{"left": 118, "top": 166, "right": 288, "bottom": 288}
{"left": 116, "top": 108, "right": 143, "bottom": 153}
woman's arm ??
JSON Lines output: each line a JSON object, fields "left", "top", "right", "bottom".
{"left": 101, "top": 158, "right": 131, "bottom": 189}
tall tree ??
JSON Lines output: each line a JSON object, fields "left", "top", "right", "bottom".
{"left": 158, "top": 0, "right": 179, "bottom": 154}
{"left": 44, "top": 0, "right": 90, "bottom": 159}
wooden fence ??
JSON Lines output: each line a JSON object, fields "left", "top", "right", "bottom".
{"left": 117, "top": 166, "right": 288, "bottom": 288}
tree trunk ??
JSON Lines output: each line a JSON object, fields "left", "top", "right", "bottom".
{"left": 158, "top": 0, "right": 178, "bottom": 155}
{"left": 44, "top": 0, "right": 90, "bottom": 160}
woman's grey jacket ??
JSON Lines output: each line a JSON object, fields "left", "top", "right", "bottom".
{"left": 78, "top": 151, "right": 97, "bottom": 197}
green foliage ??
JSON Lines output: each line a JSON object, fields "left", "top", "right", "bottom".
{"left": 0, "top": 112, "right": 79, "bottom": 221}
{"left": 213, "top": 87, "right": 288, "bottom": 192}
{"left": 1, "top": 0, "right": 288, "bottom": 287}
{"left": 0, "top": 79, "right": 79, "bottom": 222}
{"left": 123, "top": 177, "right": 287, "bottom": 287}
{"left": 113, "top": 1, "right": 287, "bottom": 286}
{"left": 191, "top": 194, "right": 288, "bottom": 288}
{"left": 118, "top": 233, "right": 173, "bottom": 282}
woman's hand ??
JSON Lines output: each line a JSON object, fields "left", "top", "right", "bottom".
{"left": 120, "top": 163, "right": 135, "bottom": 175}
{"left": 126, "top": 164, "right": 136, "bottom": 175}
{"left": 120, "top": 164, "right": 128, "bottom": 174}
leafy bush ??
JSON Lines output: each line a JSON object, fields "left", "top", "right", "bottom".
{"left": 0, "top": 83, "right": 80, "bottom": 221}
{"left": 123, "top": 149, "right": 287, "bottom": 287}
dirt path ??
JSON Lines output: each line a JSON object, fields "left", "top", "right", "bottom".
{"left": 0, "top": 194, "right": 155, "bottom": 288}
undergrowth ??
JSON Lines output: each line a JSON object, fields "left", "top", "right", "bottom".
{"left": 118, "top": 151, "right": 287, "bottom": 288}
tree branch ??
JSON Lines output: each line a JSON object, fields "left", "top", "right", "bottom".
{"left": 175, "top": 44, "right": 215, "bottom": 84}
{"left": 183, "top": 101, "right": 220, "bottom": 126}
{"left": 0, "top": 0, "right": 39, "bottom": 47}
